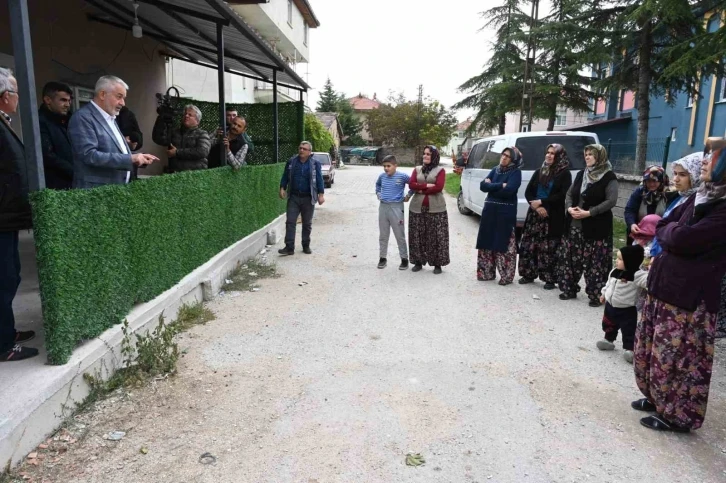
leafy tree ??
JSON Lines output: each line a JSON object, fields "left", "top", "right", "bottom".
{"left": 344, "top": 134, "right": 367, "bottom": 147}
{"left": 576, "top": 0, "right": 721, "bottom": 171}
{"left": 315, "top": 77, "right": 363, "bottom": 142}
{"left": 304, "top": 113, "right": 334, "bottom": 154}
{"left": 366, "top": 92, "right": 457, "bottom": 148}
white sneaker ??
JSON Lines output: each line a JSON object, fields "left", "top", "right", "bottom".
{"left": 623, "top": 350, "right": 634, "bottom": 363}
{"left": 596, "top": 339, "right": 615, "bottom": 351}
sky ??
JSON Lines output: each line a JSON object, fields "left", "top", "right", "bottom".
{"left": 302, "top": 0, "right": 500, "bottom": 122}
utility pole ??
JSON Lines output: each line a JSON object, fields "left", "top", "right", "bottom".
{"left": 415, "top": 84, "right": 423, "bottom": 162}
{"left": 519, "top": 0, "right": 539, "bottom": 133}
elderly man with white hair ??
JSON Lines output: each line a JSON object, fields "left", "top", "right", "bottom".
{"left": 0, "top": 67, "right": 38, "bottom": 360}
{"left": 152, "top": 103, "right": 211, "bottom": 172}
{"left": 68, "top": 75, "right": 159, "bottom": 188}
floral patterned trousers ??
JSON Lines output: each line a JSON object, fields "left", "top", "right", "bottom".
{"left": 518, "top": 209, "right": 559, "bottom": 284}
{"left": 634, "top": 295, "right": 716, "bottom": 430}
{"left": 477, "top": 229, "right": 517, "bottom": 285}
{"left": 557, "top": 227, "right": 612, "bottom": 301}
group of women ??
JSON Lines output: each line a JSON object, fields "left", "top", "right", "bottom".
{"left": 474, "top": 138, "right": 726, "bottom": 432}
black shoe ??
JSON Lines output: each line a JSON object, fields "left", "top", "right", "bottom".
{"left": 378, "top": 258, "right": 387, "bottom": 269}
{"left": 589, "top": 299, "right": 602, "bottom": 308}
{"left": 0, "top": 344, "right": 39, "bottom": 362}
{"left": 278, "top": 247, "right": 294, "bottom": 256}
{"left": 640, "top": 415, "right": 690, "bottom": 433}
{"left": 518, "top": 278, "right": 534, "bottom": 285}
{"left": 15, "top": 330, "right": 35, "bottom": 344}
{"left": 559, "top": 292, "right": 576, "bottom": 300}
{"left": 631, "top": 398, "right": 657, "bottom": 412}
{"left": 543, "top": 283, "right": 556, "bottom": 290}
{"left": 433, "top": 266, "right": 442, "bottom": 274}
{"left": 411, "top": 264, "right": 423, "bottom": 273}
{"left": 399, "top": 259, "right": 409, "bottom": 270}
{"left": 302, "top": 246, "right": 312, "bottom": 254}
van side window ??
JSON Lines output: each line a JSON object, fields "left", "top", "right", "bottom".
{"left": 467, "top": 143, "right": 486, "bottom": 169}
{"left": 482, "top": 139, "right": 507, "bottom": 169}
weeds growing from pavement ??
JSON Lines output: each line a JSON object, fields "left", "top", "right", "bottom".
{"left": 222, "top": 259, "right": 279, "bottom": 292}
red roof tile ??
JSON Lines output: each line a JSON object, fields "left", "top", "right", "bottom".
{"left": 347, "top": 94, "right": 381, "bottom": 111}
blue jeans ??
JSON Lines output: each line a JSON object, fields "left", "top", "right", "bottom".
{"left": 0, "top": 231, "right": 21, "bottom": 352}
{"left": 285, "top": 194, "right": 315, "bottom": 250}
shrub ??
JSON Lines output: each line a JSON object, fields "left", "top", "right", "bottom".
{"left": 31, "top": 165, "right": 285, "bottom": 364}
{"left": 304, "top": 113, "right": 334, "bottom": 153}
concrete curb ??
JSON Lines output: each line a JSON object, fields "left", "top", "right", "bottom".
{"left": 0, "top": 214, "right": 285, "bottom": 469}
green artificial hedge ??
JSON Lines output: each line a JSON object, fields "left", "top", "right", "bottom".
{"left": 31, "top": 165, "right": 285, "bottom": 364}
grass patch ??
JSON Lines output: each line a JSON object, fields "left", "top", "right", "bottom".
{"left": 613, "top": 218, "right": 627, "bottom": 251}
{"left": 175, "top": 302, "right": 216, "bottom": 332}
{"left": 222, "top": 259, "right": 279, "bottom": 292}
{"left": 444, "top": 172, "right": 461, "bottom": 197}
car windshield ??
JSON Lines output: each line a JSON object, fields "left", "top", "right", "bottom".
{"left": 316, "top": 154, "right": 331, "bottom": 165}
{"left": 515, "top": 135, "right": 596, "bottom": 171}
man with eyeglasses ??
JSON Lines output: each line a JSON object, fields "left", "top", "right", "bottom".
{"left": 278, "top": 141, "right": 325, "bottom": 255}
{"left": 0, "top": 67, "right": 38, "bottom": 361}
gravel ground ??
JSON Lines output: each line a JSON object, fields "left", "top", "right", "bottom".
{"left": 11, "top": 165, "right": 726, "bottom": 483}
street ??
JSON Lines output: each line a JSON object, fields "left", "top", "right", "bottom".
{"left": 17, "top": 165, "right": 726, "bottom": 483}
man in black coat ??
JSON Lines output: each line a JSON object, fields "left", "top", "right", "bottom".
{"left": 117, "top": 106, "right": 144, "bottom": 180}
{"left": 0, "top": 67, "right": 38, "bottom": 361}
{"left": 38, "top": 81, "right": 74, "bottom": 189}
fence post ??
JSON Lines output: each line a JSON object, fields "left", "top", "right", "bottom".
{"left": 662, "top": 136, "right": 671, "bottom": 169}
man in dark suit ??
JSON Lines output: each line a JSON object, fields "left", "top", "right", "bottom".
{"left": 0, "top": 67, "right": 38, "bottom": 361}
{"left": 38, "top": 81, "right": 74, "bottom": 189}
{"left": 68, "top": 75, "right": 158, "bottom": 189}
{"left": 117, "top": 106, "right": 144, "bottom": 181}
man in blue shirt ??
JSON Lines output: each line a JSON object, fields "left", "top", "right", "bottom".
{"left": 279, "top": 141, "right": 325, "bottom": 255}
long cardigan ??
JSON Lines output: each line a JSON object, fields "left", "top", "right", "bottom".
{"left": 649, "top": 194, "right": 726, "bottom": 313}
{"left": 524, "top": 168, "right": 572, "bottom": 240}
{"left": 476, "top": 167, "right": 522, "bottom": 253}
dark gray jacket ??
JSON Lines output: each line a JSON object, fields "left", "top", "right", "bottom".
{"left": 0, "top": 115, "right": 32, "bottom": 232}
{"left": 152, "top": 117, "right": 211, "bottom": 172}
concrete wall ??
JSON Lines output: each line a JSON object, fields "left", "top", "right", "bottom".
{"left": 613, "top": 174, "right": 640, "bottom": 220}
{"left": 167, "top": 60, "right": 257, "bottom": 104}
{"left": 232, "top": 0, "right": 310, "bottom": 62}
{"left": 0, "top": 0, "right": 168, "bottom": 174}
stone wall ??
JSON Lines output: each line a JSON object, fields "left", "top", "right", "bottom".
{"left": 614, "top": 174, "right": 640, "bottom": 220}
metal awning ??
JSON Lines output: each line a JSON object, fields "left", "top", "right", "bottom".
{"left": 85, "top": 0, "right": 309, "bottom": 92}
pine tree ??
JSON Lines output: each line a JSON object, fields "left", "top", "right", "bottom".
{"left": 454, "top": 0, "right": 529, "bottom": 135}
{"left": 575, "top": 0, "right": 719, "bottom": 171}
{"left": 316, "top": 77, "right": 340, "bottom": 113}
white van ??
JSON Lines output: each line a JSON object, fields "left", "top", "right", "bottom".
{"left": 456, "top": 131, "right": 600, "bottom": 227}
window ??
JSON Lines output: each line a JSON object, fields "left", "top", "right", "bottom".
{"left": 687, "top": 94, "right": 694, "bottom": 108}
{"left": 287, "top": 0, "right": 293, "bottom": 26}
{"left": 515, "top": 135, "right": 596, "bottom": 171}
{"left": 466, "top": 143, "right": 486, "bottom": 169}
{"left": 717, "top": 76, "right": 726, "bottom": 102}
{"left": 482, "top": 139, "right": 507, "bottom": 169}
{"left": 555, "top": 108, "right": 567, "bottom": 126}
{"left": 521, "top": 125, "right": 530, "bottom": 132}
{"left": 670, "top": 127, "right": 677, "bottom": 142}
{"left": 304, "top": 23, "right": 309, "bottom": 46}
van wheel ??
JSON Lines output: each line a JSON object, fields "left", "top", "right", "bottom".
{"left": 457, "top": 191, "right": 473, "bottom": 215}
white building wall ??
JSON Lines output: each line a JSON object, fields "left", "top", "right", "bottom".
{"left": 232, "top": 0, "right": 310, "bottom": 62}
{"left": 166, "top": 60, "right": 256, "bottom": 104}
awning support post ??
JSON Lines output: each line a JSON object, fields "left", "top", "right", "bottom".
{"left": 8, "top": 0, "right": 45, "bottom": 191}
{"left": 273, "top": 69, "right": 279, "bottom": 163}
{"left": 216, "top": 21, "right": 226, "bottom": 167}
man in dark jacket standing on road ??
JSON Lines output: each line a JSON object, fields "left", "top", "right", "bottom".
{"left": 0, "top": 67, "right": 38, "bottom": 361}
{"left": 38, "top": 81, "right": 74, "bottom": 189}
{"left": 278, "top": 141, "right": 325, "bottom": 255}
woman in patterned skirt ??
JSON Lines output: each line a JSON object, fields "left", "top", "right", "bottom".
{"left": 632, "top": 140, "right": 726, "bottom": 432}
{"left": 518, "top": 144, "right": 572, "bottom": 290}
{"left": 476, "top": 147, "right": 523, "bottom": 285}
{"left": 558, "top": 144, "right": 618, "bottom": 307}
{"left": 408, "top": 145, "right": 450, "bottom": 274}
